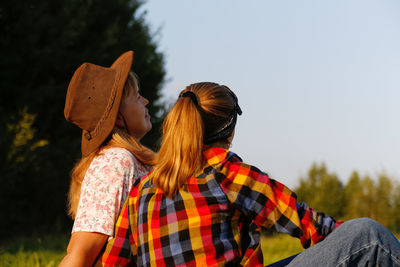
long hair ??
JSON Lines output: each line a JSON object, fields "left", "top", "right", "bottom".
{"left": 151, "top": 82, "right": 239, "bottom": 197}
{"left": 67, "top": 73, "right": 156, "bottom": 219}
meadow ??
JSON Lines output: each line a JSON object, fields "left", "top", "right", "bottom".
{"left": 0, "top": 235, "right": 69, "bottom": 267}
{"left": 0, "top": 232, "right": 398, "bottom": 266}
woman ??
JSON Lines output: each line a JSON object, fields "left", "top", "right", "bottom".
{"left": 59, "top": 51, "right": 156, "bottom": 266}
{"left": 101, "top": 82, "right": 400, "bottom": 266}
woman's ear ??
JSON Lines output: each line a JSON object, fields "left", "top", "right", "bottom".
{"left": 115, "top": 112, "right": 125, "bottom": 128}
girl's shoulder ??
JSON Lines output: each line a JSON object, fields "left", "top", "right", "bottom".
{"left": 98, "top": 147, "right": 142, "bottom": 165}
{"left": 100, "top": 146, "right": 135, "bottom": 159}
{"left": 88, "top": 147, "right": 144, "bottom": 174}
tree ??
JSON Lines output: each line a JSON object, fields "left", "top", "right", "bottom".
{"left": 343, "top": 171, "right": 364, "bottom": 220}
{"left": 296, "top": 164, "right": 400, "bottom": 230}
{"left": 0, "top": 0, "right": 165, "bottom": 239}
{"left": 314, "top": 173, "right": 344, "bottom": 218}
{"left": 359, "top": 176, "right": 376, "bottom": 219}
{"left": 295, "top": 163, "right": 322, "bottom": 206}
{"left": 374, "top": 174, "right": 393, "bottom": 227}
{"left": 391, "top": 184, "right": 400, "bottom": 232}
{"left": 295, "top": 163, "right": 345, "bottom": 219}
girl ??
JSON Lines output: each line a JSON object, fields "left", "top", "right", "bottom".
{"left": 59, "top": 51, "right": 156, "bottom": 266}
{"left": 101, "top": 82, "right": 400, "bottom": 266}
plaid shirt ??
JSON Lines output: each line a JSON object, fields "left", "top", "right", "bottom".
{"left": 100, "top": 147, "right": 341, "bottom": 266}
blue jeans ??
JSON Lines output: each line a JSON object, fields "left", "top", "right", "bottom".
{"left": 284, "top": 218, "right": 400, "bottom": 266}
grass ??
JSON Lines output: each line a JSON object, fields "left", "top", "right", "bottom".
{"left": 0, "top": 232, "right": 399, "bottom": 266}
{"left": 0, "top": 234, "right": 68, "bottom": 267}
{"left": 261, "top": 233, "right": 304, "bottom": 265}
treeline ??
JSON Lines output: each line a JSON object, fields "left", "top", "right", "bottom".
{"left": 0, "top": 0, "right": 165, "bottom": 240}
{"left": 295, "top": 163, "right": 400, "bottom": 232}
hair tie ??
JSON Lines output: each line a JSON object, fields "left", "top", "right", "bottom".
{"left": 179, "top": 91, "right": 199, "bottom": 106}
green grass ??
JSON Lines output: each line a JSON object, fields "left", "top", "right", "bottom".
{"left": 261, "top": 233, "right": 304, "bottom": 265}
{"left": 0, "top": 232, "right": 399, "bottom": 266}
{"left": 0, "top": 235, "right": 68, "bottom": 267}
{"left": 0, "top": 233, "right": 302, "bottom": 266}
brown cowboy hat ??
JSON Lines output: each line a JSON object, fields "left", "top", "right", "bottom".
{"left": 64, "top": 51, "right": 134, "bottom": 156}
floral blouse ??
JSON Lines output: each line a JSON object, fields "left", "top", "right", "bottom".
{"left": 72, "top": 147, "right": 149, "bottom": 237}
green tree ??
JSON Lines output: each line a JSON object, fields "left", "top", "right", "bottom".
{"left": 314, "top": 173, "right": 344, "bottom": 218}
{"left": 391, "top": 184, "right": 400, "bottom": 232}
{"left": 295, "top": 163, "right": 344, "bottom": 219}
{"left": 359, "top": 176, "right": 376, "bottom": 219}
{"left": 295, "top": 163, "right": 322, "bottom": 206}
{"left": 374, "top": 174, "right": 393, "bottom": 227}
{"left": 0, "top": 0, "right": 165, "bottom": 239}
{"left": 343, "top": 171, "right": 364, "bottom": 219}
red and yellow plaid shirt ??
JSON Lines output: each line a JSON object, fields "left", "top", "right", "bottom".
{"left": 100, "top": 147, "right": 341, "bottom": 266}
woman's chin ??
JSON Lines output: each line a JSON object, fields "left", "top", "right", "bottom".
{"left": 145, "top": 123, "right": 152, "bottom": 134}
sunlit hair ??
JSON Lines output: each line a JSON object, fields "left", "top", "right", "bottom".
{"left": 67, "top": 72, "right": 156, "bottom": 219}
{"left": 151, "top": 82, "right": 238, "bottom": 197}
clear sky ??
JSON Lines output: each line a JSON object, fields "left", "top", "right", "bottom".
{"left": 141, "top": 0, "right": 400, "bottom": 188}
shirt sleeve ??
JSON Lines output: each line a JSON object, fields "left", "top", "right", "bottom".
{"left": 218, "top": 157, "right": 340, "bottom": 248}
{"left": 72, "top": 148, "right": 136, "bottom": 236}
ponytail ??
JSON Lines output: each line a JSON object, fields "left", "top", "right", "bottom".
{"left": 151, "top": 96, "right": 204, "bottom": 197}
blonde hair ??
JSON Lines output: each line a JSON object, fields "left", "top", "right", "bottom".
{"left": 67, "top": 72, "right": 156, "bottom": 219}
{"left": 151, "top": 82, "right": 238, "bottom": 197}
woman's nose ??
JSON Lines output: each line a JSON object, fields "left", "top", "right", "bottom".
{"left": 142, "top": 97, "right": 149, "bottom": 106}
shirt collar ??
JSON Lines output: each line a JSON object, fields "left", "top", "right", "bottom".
{"left": 202, "top": 147, "right": 232, "bottom": 166}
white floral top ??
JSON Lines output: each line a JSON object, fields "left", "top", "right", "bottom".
{"left": 72, "top": 147, "right": 149, "bottom": 237}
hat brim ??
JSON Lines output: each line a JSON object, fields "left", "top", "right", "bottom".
{"left": 81, "top": 51, "right": 134, "bottom": 156}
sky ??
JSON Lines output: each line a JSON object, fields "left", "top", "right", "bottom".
{"left": 141, "top": 0, "right": 400, "bottom": 188}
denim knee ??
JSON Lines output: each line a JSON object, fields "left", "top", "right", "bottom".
{"left": 336, "top": 218, "right": 400, "bottom": 266}
{"left": 338, "top": 217, "right": 400, "bottom": 254}
{"left": 340, "top": 217, "right": 380, "bottom": 234}
{"left": 287, "top": 217, "right": 400, "bottom": 266}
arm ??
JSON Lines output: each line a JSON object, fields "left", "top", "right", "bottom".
{"left": 59, "top": 232, "right": 108, "bottom": 267}
{"left": 219, "top": 159, "right": 340, "bottom": 248}
{"left": 61, "top": 148, "right": 137, "bottom": 266}
{"left": 296, "top": 202, "right": 343, "bottom": 247}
